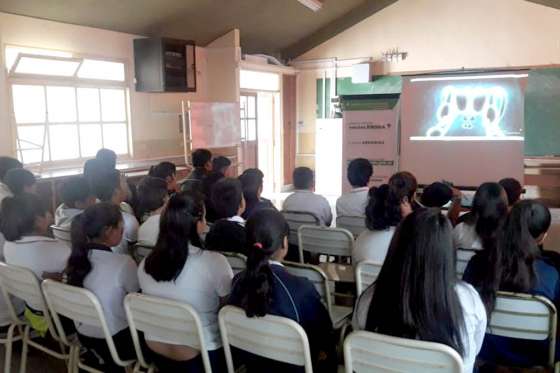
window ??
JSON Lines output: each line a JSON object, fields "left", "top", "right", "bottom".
{"left": 240, "top": 70, "right": 280, "bottom": 91}
{"left": 6, "top": 46, "right": 130, "bottom": 165}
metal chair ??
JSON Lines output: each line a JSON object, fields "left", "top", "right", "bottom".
{"left": 219, "top": 305, "right": 313, "bottom": 373}
{"left": 456, "top": 248, "right": 477, "bottom": 279}
{"left": 297, "top": 225, "right": 354, "bottom": 264}
{"left": 354, "top": 260, "right": 383, "bottom": 296}
{"left": 0, "top": 293, "right": 23, "bottom": 373}
{"left": 281, "top": 211, "right": 320, "bottom": 261}
{"left": 51, "top": 225, "right": 72, "bottom": 246}
{"left": 221, "top": 252, "right": 247, "bottom": 276}
{"left": 132, "top": 244, "right": 154, "bottom": 264}
{"left": 336, "top": 216, "right": 366, "bottom": 238}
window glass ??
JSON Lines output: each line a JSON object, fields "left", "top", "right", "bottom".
{"left": 5, "top": 46, "right": 72, "bottom": 71}
{"left": 47, "top": 86, "right": 77, "bottom": 123}
{"left": 79, "top": 124, "right": 103, "bottom": 157}
{"left": 78, "top": 59, "right": 125, "bottom": 81}
{"left": 12, "top": 85, "right": 45, "bottom": 124}
{"left": 103, "top": 123, "right": 128, "bottom": 154}
{"left": 240, "top": 70, "right": 280, "bottom": 91}
{"left": 77, "top": 88, "right": 101, "bottom": 122}
{"left": 100, "top": 89, "right": 126, "bottom": 122}
{"left": 17, "top": 125, "right": 49, "bottom": 163}
{"left": 15, "top": 56, "right": 79, "bottom": 77}
{"left": 49, "top": 125, "right": 79, "bottom": 160}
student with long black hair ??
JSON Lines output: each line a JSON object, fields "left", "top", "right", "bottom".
{"left": 239, "top": 168, "right": 275, "bottom": 220}
{"left": 228, "top": 209, "right": 336, "bottom": 373}
{"left": 4, "top": 168, "right": 37, "bottom": 196}
{"left": 136, "top": 176, "right": 169, "bottom": 248}
{"left": 354, "top": 208, "right": 486, "bottom": 373}
{"left": 0, "top": 156, "right": 22, "bottom": 202}
{"left": 463, "top": 200, "right": 559, "bottom": 367}
{"left": 453, "top": 182, "right": 508, "bottom": 250}
{"left": 138, "top": 192, "right": 232, "bottom": 372}
{"left": 65, "top": 203, "right": 139, "bottom": 372}
{"left": 148, "top": 161, "right": 178, "bottom": 194}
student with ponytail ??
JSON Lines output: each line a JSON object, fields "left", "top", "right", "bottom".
{"left": 463, "top": 200, "right": 560, "bottom": 367}
{"left": 65, "top": 203, "right": 139, "bottom": 372}
{"left": 228, "top": 209, "right": 336, "bottom": 373}
{"left": 138, "top": 192, "right": 233, "bottom": 372}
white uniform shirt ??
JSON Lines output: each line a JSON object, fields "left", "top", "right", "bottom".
{"left": 353, "top": 281, "right": 487, "bottom": 373}
{"left": 352, "top": 227, "right": 396, "bottom": 265}
{"left": 77, "top": 247, "right": 139, "bottom": 338}
{"left": 54, "top": 204, "right": 83, "bottom": 229}
{"left": 3, "top": 236, "right": 70, "bottom": 309}
{"left": 336, "top": 187, "right": 369, "bottom": 217}
{"left": 0, "top": 239, "right": 24, "bottom": 326}
{"left": 138, "top": 245, "right": 233, "bottom": 350}
{"left": 282, "top": 190, "right": 333, "bottom": 226}
{"left": 137, "top": 214, "right": 160, "bottom": 247}
{"left": 452, "top": 223, "right": 482, "bottom": 250}
{"left": 112, "top": 211, "right": 139, "bottom": 255}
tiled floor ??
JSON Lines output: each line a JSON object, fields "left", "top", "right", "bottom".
{"left": 0, "top": 342, "right": 67, "bottom": 373}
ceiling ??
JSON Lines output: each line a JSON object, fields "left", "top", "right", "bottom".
{"left": 0, "top": 0, "right": 558, "bottom": 60}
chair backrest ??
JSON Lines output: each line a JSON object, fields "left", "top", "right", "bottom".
{"left": 281, "top": 210, "right": 320, "bottom": 250}
{"left": 344, "top": 331, "right": 463, "bottom": 373}
{"left": 133, "top": 244, "right": 154, "bottom": 263}
{"left": 219, "top": 305, "right": 313, "bottom": 373}
{"left": 488, "top": 291, "right": 557, "bottom": 366}
{"left": 336, "top": 216, "right": 366, "bottom": 238}
{"left": 298, "top": 225, "right": 354, "bottom": 261}
{"left": 221, "top": 252, "right": 247, "bottom": 276}
{"left": 51, "top": 225, "right": 71, "bottom": 245}
{"left": 0, "top": 262, "right": 49, "bottom": 316}
{"left": 124, "top": 293, "right": 212, "bottom": 372}
{"left": 283, "top": 261, "right": 331, "bottom": 315}
{"left": 456, "top": 248, "right": 477, "bottom": 279}
{"left": 41, "top": 279, "right": 133, "bottom": 367}
{"left": 355, "top": 260, "right": 383, "bottom": 296}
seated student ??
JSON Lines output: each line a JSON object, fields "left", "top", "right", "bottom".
{"left": 353, "top": 185, "right": 401, "bottom": 265}
{"left": 464, "top": 199, "right": 559, "bottom": 367}
{"left": 336, "top": 158, "right": 373, "bottom": 217}
{"left": 138, "top": 192, "right": 232, "bottom": 372}
{"left": 65, "top": 203, "right": 139, "bottom": 372}
{"left": 420, "top": 181, "right": 463, "bottom": 226}
{"left": 388, "top": 171, "right": 419, "bottom": 210}
{"left": 96, "top": 148, "right": 117, "bottom": 171}
{"left": 93, "top": 170, "right": 139, "bottom": 255}
{"left": 498, "top": 177, "right": 522, "bottom": 208}
{"left": 4, "top": 168, "right": 36, "bottom": 196}
{"left": 239, "top": 168, "right": 275, "bottom": 220}
{"left": 228, "top": 209, "right": 336, "bottom": 373}
{"left": 354, "top": 208, "right": 486, "bottom": 373}
{"left": 55, "top": 176, "right": 97, "bottom": 229}
{"left": 282, "top": 167, "right": 332, "bottom": 226}
{"left": 1, "top": 193, "right": 70, "bottom": 336}
{"left": 84, "top": 158, "right": 105, "bottom": 189}
{"left": 201, "top": 172, "right": 225, "bottom": 223}
{"left": 452, "top": 182, "right": 508, "bottom": 250}
{"left": 212, "top": 156, "right": 232, "bottom": 177}
{"left": 136, "top": 177, "right": 169, "bottom": 247}
{"left": 182, "top": 148, "right": 212, "bottom": 193}
{"left": 149, "top": 161, "right": 179, "bottom": 194}
{"left": 205, "top": 178, "right": 246, "bottom": 254}
{"left": 0, "top": 156, "right": 22, "bottom": 202}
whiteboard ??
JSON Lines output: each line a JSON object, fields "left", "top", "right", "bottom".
{"left": 189, "top": 102, "right": 240, "bottom": 148}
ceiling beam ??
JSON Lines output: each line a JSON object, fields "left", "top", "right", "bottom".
{"left": 524, "top": 0, "right": 560, "bottom": 10}
{"left": 281, "top": 0, "right": 398, "bottom": 60}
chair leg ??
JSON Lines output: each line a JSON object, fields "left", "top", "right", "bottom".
{"left": 18, "top": 325, "right": 30, "bottom": 373}
{"left": 4, "top": 324, "right": 17, "bottom": 373}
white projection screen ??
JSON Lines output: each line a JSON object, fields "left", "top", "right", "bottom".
{"left": 400, "top": 72, "right": 528, "bottom": 187}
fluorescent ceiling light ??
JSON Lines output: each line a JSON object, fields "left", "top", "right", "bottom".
{"left": 410, "top": 73, "right": 528, "bottom": 83}
{"left": 298, "top": 0, "right": 323, "bottom": 12}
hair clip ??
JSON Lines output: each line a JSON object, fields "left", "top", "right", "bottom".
{"left": 254, "top": 243, "right": 263, "bottom": 249}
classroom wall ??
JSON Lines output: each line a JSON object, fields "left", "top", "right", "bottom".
{"left": 0, "top": 12, "right": 239, "bottom": 162}
{"left": 294, "top": 0, "right": 560, "bottom": 168}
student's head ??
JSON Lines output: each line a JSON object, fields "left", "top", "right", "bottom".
{"left": 144, "top": 192, "right": 206, "bottom": 282}
{"left": 95, "top": 148, "right": 117, "bottom": 171}
{"left": 347, "top": 158, "right": 373, "bottom": 188}
{"left": 421, "top": 182, "right": 453, "bottom": 208}
{"left": 388, "top": 171, "right": 417, "bottom": 203}
{"left": 83, "top": 159, "right": 104, "bottom": 186}
{"left": 149, "top": 162, "right": 178, "bottom": 193}
{"left": 293, "top": 167, "right": 314, "bottom": 190}
{"left": 191, "top": 149, "right": 212, "bottom": 171}
{"left": 239, "top": 168, "right": 264, "bottom": 205}
{"left": 212, "top": 156, "right": 232, "bottom": 176}
{"left": 4, "top": 168, "right": 36, "bottom": 196}
{"left": 0, "top": 157, "right": 22, "bottom": 182}
{"left": 499, "top": 177, "right": 522, "bottom": 207}
{"left": 238, "top": 209, "right": 290, "bottom": 317}
{"left": 365, "top": 184, "right": 401, "bottom": 231}
{"left": 66, "top": 203, "right": 123, "bottom": 287}
{"left": 211, "top": 178, "right": 245, "bottom": 219}
{"left": 202, "top": 172, "right": 225, "bottom": 199}
{"left": 92, "top": 170, "right": 126, "bottom": 205}
{"left": 60, "top": 177, "right": 96, "bottom": 210}
{"left": 0, "top": 193, "right": 52, "bottom": 241}
{"left": 365, "top": 208, "right": 465, "bottom": 357}
{"left": 136, "top": 176, "right": 169, "bottom": 220}
{"left": 470, "top": 182, "right": 508, "bottom": 249}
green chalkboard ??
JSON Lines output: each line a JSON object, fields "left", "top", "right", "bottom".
{"left": 525, "top": 69, "right": 560, "bottom": 156}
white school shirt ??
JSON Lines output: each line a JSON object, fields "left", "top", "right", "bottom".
{"left": 112, "top": 211, "right": 139, "bottom": 255}
{"left": 282, "top": 190, "right": 333, "bottom": 226}
{"left": 452, "top": 223, "right": 482, "bottom": 250}
{"left": 54, "top": 204, "right": 83, "bottom": 229}
{"left": 77, "top": 247, "right": 139, "bottom": 338}
{"left": 352, "top": 227, "right": 396, "bottom": 265}
{"left": 227, "top": 215, "right": 246, "bottom": 227}
{"left": 353, "top": 281, "right": 486, "bottom": 373}
{"left": 138, "top": 245, "right": 233, "bottom": 350}
{"left": 3, "top": 236, "right": 70, "bottom": 309}
{"left": 336, "top": 187, "right": 369, "bottom": 217}
{"left": 137, "top": 214, "right": 161, "bottom": 247}
{"left": 0, "top": 240, "right": 24, "bottom": 326}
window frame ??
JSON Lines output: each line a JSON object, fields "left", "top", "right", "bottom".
{"left": 5, "top": 45, "right": 133, "bottom": 168}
